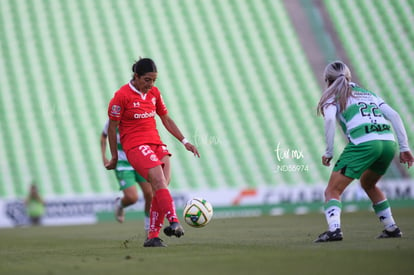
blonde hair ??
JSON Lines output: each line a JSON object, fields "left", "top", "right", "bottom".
{"left": 317, "top": 61, "right": 352, "bottom": 116}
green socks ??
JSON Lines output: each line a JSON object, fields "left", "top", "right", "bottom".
{"left": 324, "top": 199, "right": 342, "bottom": 232}
{"left": 373, "top": 200, "right": 397, "bottom": 231}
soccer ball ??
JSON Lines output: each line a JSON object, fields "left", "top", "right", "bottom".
{"left": 183, "top": 197, "right": 213, "bottom": 227}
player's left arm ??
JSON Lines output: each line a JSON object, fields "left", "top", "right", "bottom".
{"left": 159, "top": 114, "right": 200, "bottom": 157}
{"left": 380, "top": 103, "right": 414, "bottom": 168}
{"left": 380, "top": 103, "right": 410, "bottom": 152}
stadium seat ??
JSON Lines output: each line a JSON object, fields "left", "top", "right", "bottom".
{"left": 1, "top": 0, "right": 412, "bottom": 199}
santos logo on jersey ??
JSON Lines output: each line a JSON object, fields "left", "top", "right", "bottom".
{"left": 134, "top": 110, "right": 156, "bottom": 119}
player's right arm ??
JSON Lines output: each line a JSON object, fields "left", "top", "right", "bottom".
{"left": 106, "top": 93, "right": 124, "bottom": 170}
{"left": 100, "top": 132, "right": 109, "bottom": 165}
{"left": 100, "top": 120, "right": 110, "bottom": 166}
{"left": 322, "top": 103, "right": 337, "bottom": 166}
{"left": 105, "top": 119, "right": 120, "bottom": 170}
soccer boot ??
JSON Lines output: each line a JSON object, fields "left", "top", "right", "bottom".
{"left": 377, "top": 227, "right": 402, "bottom": 239}
{"left": 314, "top": 228, "right": 343, "bottom": 243}
{"left": 143, "top": 237, "right": 167, "bottom": 247}
{"left": 163, "top": 222, "right": 185, "bottom": 238}
{"left": 114, "top": 197, "right": 125, "bottom": 223}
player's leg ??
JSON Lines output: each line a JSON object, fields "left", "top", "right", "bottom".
{"left": 115, "top": 170, "right": 139, "bottom": 223}
{"left": 315, "top": 142, "right": 362, "bottom": 243}
{"left": 129, "top": 150, "right": 166, "bottom": 244}
{"left": 324, "top": 171, "right": 353, "bottom": 201}
{"left": 360, "top": 169, "right": 385, "bottom": 204}
{"left": 127, "top": 145, "right": 182, "bottom": 246}
{"left": 361, "top": 140, "right": 396, "bottom": 203}
{"left": 361, "top": 169, "right": 401, "bottom": 238}
{"left": 161, "top": 155, "right": 171, "bottom": 185}
{"left": 122, "top": 185, "right": 139, "bottom": 206}
{"left": 156, "top": 155, "right": 183, "bottom": 237}
{"left": 136, "top": 172, "right": 153, "bottom": 235}
{"left": 361, "top": 141, "right": 401, "bottom": 238}
{"left": 126, "top": 146, "right": 166, "bottom": 246}
{"left": 147, "top": 145, "right": 183, "bottom": 237}
{"left": 314, "top": 171, "right": 353, "bottom": 242}
{"left": 147, "top": 161, "right": 183, "bottom": 238}
{"left": 143, "top": 164, "right": 181, "bottom": 247}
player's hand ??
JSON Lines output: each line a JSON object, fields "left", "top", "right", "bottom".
{"left": 400, "top": 151, "right": 414, "bottom": 168}
{"left": 322, "top": 155, "right": 332, "bottom": 167}
{"left": 102, "top": 157, "right": 109, "bottom": 166}
{"left": 184, "top": 142, "right": 200, "bottom": 158}
{"left": 105, "top": 158, "right": 118, "bottom": 170}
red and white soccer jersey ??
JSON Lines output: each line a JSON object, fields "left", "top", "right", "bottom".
{"left": 108, "top": 82, "right": 168, "bottom": 153}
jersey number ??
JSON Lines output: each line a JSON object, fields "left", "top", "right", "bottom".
{"left": 358, "top": 102, "right": 382, "bottom": 117}
{"left": 138, "top": 145, "right": 154, "bottom": 156}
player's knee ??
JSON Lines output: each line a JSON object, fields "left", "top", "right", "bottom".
{"left": 360, "top": 170, "right": 381, "bottom": 190}
{"left": 124, "top": 192, "right": 139, "bottom": 205}
{"left": 360, "top": 181, "right": 375, "bottom": 192}
{"left": 152, "top": 179, "right": 167, "bottom": 190}
{"left": 148, "top": 167, "right": 167, "bottom": 190}
{"left": 360, "top": 177, "right": 374, "bottom": 191}
{"left": 324, "top": 186, "right": 341, "bottom": 200}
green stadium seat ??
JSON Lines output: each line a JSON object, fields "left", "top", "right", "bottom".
{"left": 324, "top": 0, "right": 414, "bottom": 178}
{"left": 2, "top": 0, "right": 411, "bottom": 199}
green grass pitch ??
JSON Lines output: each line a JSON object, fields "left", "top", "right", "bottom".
{"left": 1, "top": 208, "right": 413, "bottom": 275}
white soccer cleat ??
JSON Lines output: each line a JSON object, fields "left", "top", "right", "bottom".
{"left": 114, "top": 197, "right": 125, "bottom": 223}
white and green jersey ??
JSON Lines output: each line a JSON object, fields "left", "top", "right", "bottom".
{"left": 324, "top": 84, "right": 410, "bottom": 157}
{"left": 337, "top": 85, "right": 395, "bottom": 145}
{"left": 103, "top": 120, "right": 134, "bottom": 171}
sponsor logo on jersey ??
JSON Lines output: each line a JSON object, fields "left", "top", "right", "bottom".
{"left": 150, "top": 154, "right": 159, "bottom": 162}
{"left": 353, "top": 92, "right": 373, "bottom": 98}
{"left": 134, "top": 110, "right": 156, "bottom": 119}
{"left": 133, "top": 102, "right": 140, "bottom": 107}
{"left": 365, "top": 123, "right": 391, "bottom": 134}
{"left": 111, "top": 105, "right": 121, "bottom": 116}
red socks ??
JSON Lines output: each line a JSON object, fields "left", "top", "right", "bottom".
{"left": 148, "top": 188, "right": 179, "bottom": 239}
{"left": 148, "top": 195, "right": 161, "bottom": 239}
{"left": 156, "top": 188, "right": 179, "bottom": 224}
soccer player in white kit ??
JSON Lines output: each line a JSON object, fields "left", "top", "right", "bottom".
{"left": 314, "top": 61, "right": 414, "bottom": 242}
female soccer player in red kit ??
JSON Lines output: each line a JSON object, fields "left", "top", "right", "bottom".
{"left": 106, "top": 58, "right": 200, "bottom": 247}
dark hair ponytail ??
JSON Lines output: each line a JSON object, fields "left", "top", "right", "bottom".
{"left": 132, "top": 58, "right": 157, "bottom": 77}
